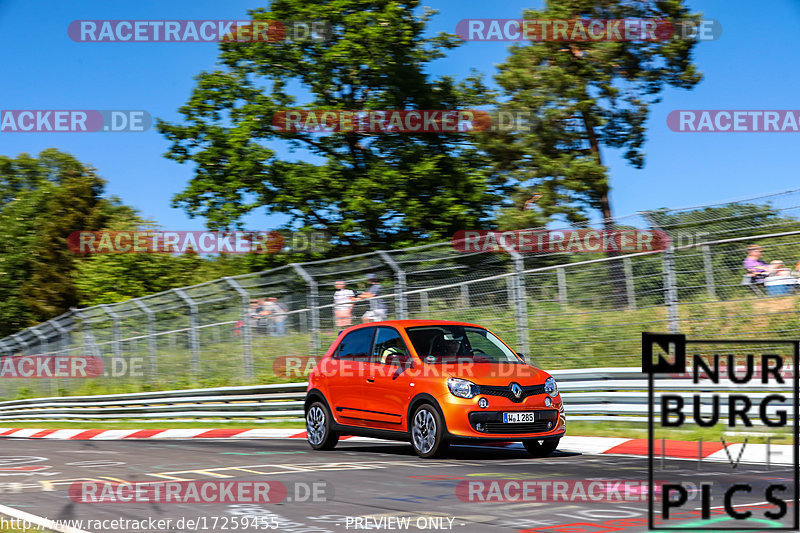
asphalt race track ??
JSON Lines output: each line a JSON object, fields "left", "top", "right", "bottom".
{"left": 0, "top": 437, "right": 794, "bottom": 533}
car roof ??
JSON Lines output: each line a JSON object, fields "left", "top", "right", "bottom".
{"left": 339, "top": 319, "right": 485, "bottom": 334}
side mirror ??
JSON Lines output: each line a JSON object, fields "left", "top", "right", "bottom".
{"left": 517, "top": 352, "right": 526, "bottom": 361}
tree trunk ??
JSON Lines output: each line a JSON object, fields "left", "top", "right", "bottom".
{"left": 582, "top": 110, "right": 628, "bottom": 309}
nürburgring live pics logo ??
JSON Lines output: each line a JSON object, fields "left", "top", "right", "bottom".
{"left": 643, "top": 332, "right": 799, "bottom": 530}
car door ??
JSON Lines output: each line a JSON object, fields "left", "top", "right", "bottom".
{"left": 361, "top": 326, "right": 415, "bottom": 430}
{"left": 326, "top": 326, "right": 375, "bottom": 426}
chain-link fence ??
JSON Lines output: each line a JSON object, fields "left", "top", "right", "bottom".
{"left": 2, "top": 188, "right": 800, "bottom": 399}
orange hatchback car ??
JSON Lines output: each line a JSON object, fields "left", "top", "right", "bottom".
{"left": 304, "top": 320, "right": 565, "bottom": 458}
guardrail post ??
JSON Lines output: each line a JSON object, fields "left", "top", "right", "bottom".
{"left": 701, "top": 244, "right": 717, "bottom": 300}
{"left": 173, "top": 289, "right": 200, "bottom": 376}
{"left": 292, "top": 264, "right": 320, "bottom": 354}
{"left": 133, "top": 300, "right": 158, "bottom": 379}
{"left": 100, "top": 304, "right": 123, "bottom": 360}
{"left": 556, "top": 267, "right": 567, "bottom": 306}
{"left": 622, "top": 257, "right": 636, "bottom": 310}
{"left": 378, "top": 251, "right": 407, "bottom": 320}
{"left": 663, "top": 245, "right": 680, "bottom": 333}
{"left": 224, "top": 277, "right": 253, "bottom": 380}
{"left": 419, "top": 291, "right": 429, "bottom": 318}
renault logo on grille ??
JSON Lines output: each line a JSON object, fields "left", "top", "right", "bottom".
{"left": 510, "top": 382, "right": 522, "bottom": 399}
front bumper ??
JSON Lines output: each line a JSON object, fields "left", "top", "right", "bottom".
{"left": 437, "top": 390, "right": 566, "bottom": 439}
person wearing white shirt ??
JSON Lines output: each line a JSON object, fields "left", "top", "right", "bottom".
{"left": 333, "top": 281, "right": 356, "bottom": 327}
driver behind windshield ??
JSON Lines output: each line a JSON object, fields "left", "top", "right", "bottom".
{"left": 441, "top": 332, "right": 463, "bottom": 357}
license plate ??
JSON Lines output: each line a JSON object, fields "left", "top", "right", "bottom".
{"left": 503, "top": 411, "right": 536, "bottom": 423}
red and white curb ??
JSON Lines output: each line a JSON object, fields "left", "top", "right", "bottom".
{"left": 0, "top": 428, "right": 790, "bottom": 465}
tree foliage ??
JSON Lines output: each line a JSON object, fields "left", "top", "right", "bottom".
{"left": 484, "top": 0, "right": 703, "bottom": 227}
{"left": 158, "top": 0, "right": 500, "bottom": 251}
{"left": 0, "top": 150, "right": 111, "bottom": 335}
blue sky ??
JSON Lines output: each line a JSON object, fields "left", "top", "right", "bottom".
{"left": 0, "top": 0, "right": 798, "bottom": 231}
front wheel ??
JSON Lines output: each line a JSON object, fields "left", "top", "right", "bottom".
{"left": 410, "top": 404, "right": 449, "bottom": 458}
{"left": 523, "top": 437, "right": 560, "bottom": 457}
{"left": 306, "top": 402, "right": 339, "bottom": 450}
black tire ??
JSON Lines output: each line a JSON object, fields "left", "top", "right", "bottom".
{"left": 410, "top": 404, "right": 449, "bottom": 458}
{"left": 523, "top": 437, "right": 560, "bottom": 457}
{"left": 306, "top": 401, "right": 339, "bottom": 450}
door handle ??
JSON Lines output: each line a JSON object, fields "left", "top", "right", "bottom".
{"left": 366, "top": 377, "right": 375, "bottom": 383}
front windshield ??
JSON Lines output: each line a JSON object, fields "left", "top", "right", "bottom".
{"left": 405, "top": 325, "right": 522, "bottom": 364}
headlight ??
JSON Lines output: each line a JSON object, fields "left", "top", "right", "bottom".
{"left": 447, "top": 378, "right": 479, "bottom": 399}
{"left": 544, "top": 377, "right": 559, "bottom": 398}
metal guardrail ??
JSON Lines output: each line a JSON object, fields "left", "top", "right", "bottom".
{"left": 0, "top": 368, "right": 790, "bottom": 424}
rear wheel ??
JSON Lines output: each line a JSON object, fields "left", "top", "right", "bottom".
{"left": 410, "top": 404, "right": 449, "bottom": 458}
{"left": 523, "top": 437, "right": 560, "bottom": 457}
{"left": 306, "top": 402, "right": 339, "bottom": 450}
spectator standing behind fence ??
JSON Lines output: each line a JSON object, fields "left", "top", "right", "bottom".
{"left": 358, "top": 273, "right": 387, "bottom": 322}
{"left": 333, "top": 281, "right": 356, "bottom": 327}
{"left": 262, "top": 297, "right": 288, "bottom": 336}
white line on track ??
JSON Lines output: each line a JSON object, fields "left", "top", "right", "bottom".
{"left": 0, "top": 502, "right": 91, "bottom": 533}
{"left": 695, "top": 501, "right": 770, "bottom": 510}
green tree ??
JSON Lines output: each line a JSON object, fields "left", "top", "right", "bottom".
{"left": 0, "top": 150, "right": 111, "bottom": 335}
{"left": 158, "top": 0, "right": 499, "bottom": 252}
{"left": 486, "top": 0, "right": 702, "bottom": 227}
{"left": 483, "top": 0, "right": 703, "bottom": 305}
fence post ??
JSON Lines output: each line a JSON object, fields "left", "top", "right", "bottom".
{"left": 49, "top": 318, "right": 71, "bottom": 355}
{"left": 419, "top": 291, "right": 429, "bottom": 318}
{"left": 556, "top": 267, "right": 568, "bottom": 306}
{"left": 378, "top": 251, "right": 407, "bottom": 320}
{"left": 100, "top": 304, "right": 123, "bottom": 360}
{"left": 460, "top": 284, "right": 470, "bottom": 309}
{"left": 71, "top": 308, "right": 99, "bottom": 358}
{"left": 12, "top": 333, "right": 30, "bottom": 355}
{"left": 133, "top": 299, "right": 158, "bottom": 380}
{"left": 173, "top": 289, "right": 200, "bottom": 376}
{"left": 224, "top": 277, "right": 253, "bottom": 380}
{"left": 499, "top": 243, "right": 529, "bottom": 357}
{"left": 701, "top": 244, "right": 717, "bottom": 300}
{"left": 663, "top": 245, "right": 680, "bottom": 333}
{"left": 29, "top": 326, "right": 54, "bottom": 395}
{"left": 644, "top": 212, "right": 679, "bottom": 332}
{"left": 623, "top": 257, "right": 636, "bottom": 310}
{"left": 292, "top": 264, "right": 320, "bottom": 354}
